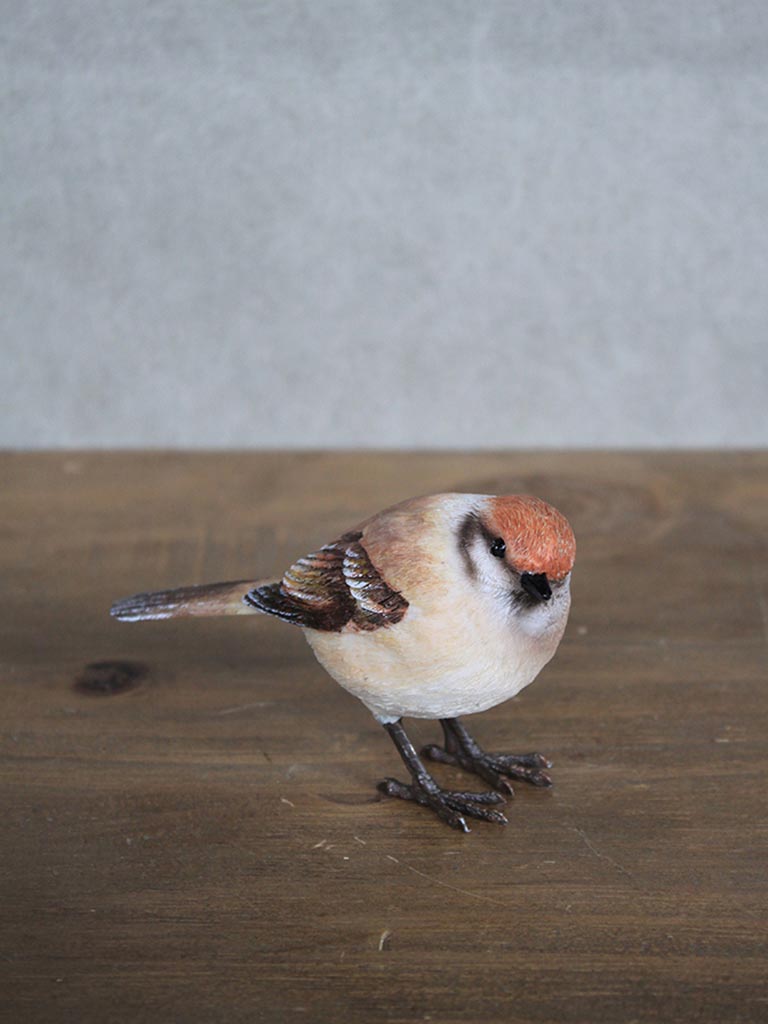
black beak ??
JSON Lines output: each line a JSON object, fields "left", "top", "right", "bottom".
{"left": 520, "top": 572, "right": 552, "bottom": 602}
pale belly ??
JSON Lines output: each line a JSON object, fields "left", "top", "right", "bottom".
{"left": 304, "top": 600, "right": 565, "bottom": 723}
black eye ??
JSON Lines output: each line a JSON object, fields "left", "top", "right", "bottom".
{"left": 490, "top": 537, "right": 506, "bottom": 558}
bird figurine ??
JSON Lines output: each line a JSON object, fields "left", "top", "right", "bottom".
{"left": 111, "top": 492, "right": 575, "bottom": 832}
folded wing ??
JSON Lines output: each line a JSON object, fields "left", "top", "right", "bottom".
{"left": 244, "top": 531, "right": 408, "bottom": 632}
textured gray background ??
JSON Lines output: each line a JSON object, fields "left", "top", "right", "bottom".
{"left": 3, "top": 1, "right": 768, "bottom": 448}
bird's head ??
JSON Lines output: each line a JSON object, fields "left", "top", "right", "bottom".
{"left": 458, "top": 495, "right": 576, "bottom": 621}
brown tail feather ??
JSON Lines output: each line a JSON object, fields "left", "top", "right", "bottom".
{"left": 110, "top": 579, "right": 274, "bottom": 622}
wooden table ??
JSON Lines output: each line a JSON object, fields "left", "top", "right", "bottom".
{"left": 2, "top": 452, "right": 767, "bottom": 1023}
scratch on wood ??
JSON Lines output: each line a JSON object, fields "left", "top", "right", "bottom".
{"left": 573, "top": 827, "right": 638, "bottom": 886}
{"left": 216, "top": 701, "right": 274, "bottom": 716}
{"left": 280, "top": 797, "right": 295, "bottom": 807}
{"left": 378, "top": 929, "right": 391, "bottom": 951}
{"left": 385, "top": 854, "right": 510, "bottom": 907}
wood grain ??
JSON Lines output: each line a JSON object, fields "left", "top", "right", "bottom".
{"left": 1, "top": 451, "right": 766, "bottom": 1023}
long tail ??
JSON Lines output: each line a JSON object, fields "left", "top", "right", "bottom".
{"left": 110, "top": 579, "right": 275, "bottom": 622}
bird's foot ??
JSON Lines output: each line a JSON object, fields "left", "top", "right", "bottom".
{"left": 377, "top": 776, "right": 508, "bottom": 832}
{"left": 421, "top": 746, "right": 552, "bottom": 793}
{"left": 421, "top": 719, "right": 553, "bottom": 794}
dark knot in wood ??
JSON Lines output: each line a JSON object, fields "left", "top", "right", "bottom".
{"left": 74, "top": 660, "right": 148, "bottom": 697}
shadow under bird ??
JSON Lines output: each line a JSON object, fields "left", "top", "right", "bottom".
{"left": 111, "top": 492, "right": 576, "bottom": 831}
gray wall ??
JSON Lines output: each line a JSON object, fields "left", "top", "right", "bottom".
{"left": 3, "top": 1, "right": 767, "bottom": 448}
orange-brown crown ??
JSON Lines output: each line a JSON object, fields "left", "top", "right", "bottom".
{"left": 487, "top": 495, "right": 575, "bottom": 580}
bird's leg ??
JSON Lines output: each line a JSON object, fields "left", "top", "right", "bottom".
{"left": 422, "top": 717, "right": 553, "bottom": 794}
{"left": 377, "top": 719, "right": 508, "bottom": 832}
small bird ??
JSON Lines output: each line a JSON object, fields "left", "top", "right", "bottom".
{"left": 111, "top": 493, "right": 575, "bottom": 832}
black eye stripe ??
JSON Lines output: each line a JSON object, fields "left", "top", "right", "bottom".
{"left": 490, "top": 537, "right": 506, "bottom": 558}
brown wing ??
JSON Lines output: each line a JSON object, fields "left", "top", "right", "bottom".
{"left": 244, "top": 531, "right": 408, "bottom": 632}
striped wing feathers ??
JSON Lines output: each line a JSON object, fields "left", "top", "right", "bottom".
{"left": 245, "top": 533, "right": 408, "bottom": 632}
